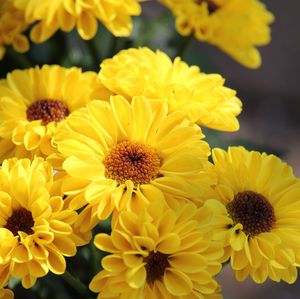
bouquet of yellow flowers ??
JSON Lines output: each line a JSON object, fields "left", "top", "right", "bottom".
{"left": 0, "top": 1, "right": 298, "bottom": 299}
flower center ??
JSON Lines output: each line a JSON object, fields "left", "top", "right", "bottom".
{"left": 26, "top": 99, "right": 69, "bottom": 125}
{"left": 4, "top": 208, "right": 34, "bottom": 236}
{"left": 103, "top": 141, "right": 161, "bottom": 185}
{"left": 196, "top": 0, "right": 219, "bottom": 14}
{"left": 144, "top": 251, "right": 170, "bottom": 286}
{"left": 227, "top": 191, "right": 275, "bottom": 236}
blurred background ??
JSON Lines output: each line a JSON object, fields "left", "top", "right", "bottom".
{"left": 0, "top": 0, "right": 299, "bottom": 298}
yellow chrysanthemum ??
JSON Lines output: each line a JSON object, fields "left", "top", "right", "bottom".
{"left": 0, "top": 0, "right": 29, "bottom": 60}
{"left": 99, "top": 47, "right": 242, "bottom": 132}
{"left": 89, "top": 202, "right": 224, "bottom": 298}
{"left": 54, "top": 95, "right": 211, "bottom": 233}
{"left": 0, "top": 157, "right": 78, "bottom": 289}
{"left": 13, "top": 0, "right": 142, "bottom": 43}
{"left": 0, "top": 65, "right": 109, "bottom": 165}
{"left": 205, "top": 146, "right": 300, "bottom": 283}
{"left": 159, "top": 0, "right": 274, "bottom": 68}
{"left": 0, "top": 288, "right": 13, "bottom": 299}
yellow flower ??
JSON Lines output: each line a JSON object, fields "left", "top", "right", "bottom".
{"left": 54, "top": 95, "right": 211, "bottom": 233}
{"left": 0, "top": 288, "right": 13, "bottom": 299}
{"left": 0, "top": 157, "right": 78, "bottom": 289}
{"left": 0, "top": 65, "right": 109, "bottom": 164}
{"left": 13, "top": 0, "right": 142, "bottom": 43}
{"left": 206, "top": 146, "right": 300, "bottom": 283}
{"left": 159, "top": 0, "right": 274, "bottom": 68}
{"left": 89, "top": 202, "right": 224, "bottom": 298}
{"left": 0, "top": 0, "right": 29, "bottom": 60}
{"left": 99, "top": 47, "right": 242, "bottom": 132}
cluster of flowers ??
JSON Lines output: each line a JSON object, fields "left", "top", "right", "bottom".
{"left": 0, "top": 46, "right": 299, "bottom": 299}
{"left": 0, "top": 0, "right": 273, "bottom": 68}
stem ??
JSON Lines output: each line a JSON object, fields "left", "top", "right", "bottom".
{"left": 62, "top": 270, "right": 90, "bottom": 296}
{"left": 176, "top": 35, "right": 193, "bottom": 59}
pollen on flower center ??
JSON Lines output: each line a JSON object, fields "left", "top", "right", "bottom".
{"left": 144, "top": 251, "right": 170, "bottom": 286}
{"left": 196, "top": 0, "right": 219, "bottom": 14}
{"left": 26, "top": 99, "right": 70, "bottom": 125}
{"left": 4, "top": 208, "right": 34, "bottom": 236}
{"left": 103, "top": 141, "right": 161, "bottom": 185}
{"left": 227, "top": 191, "right": 275, "bottom": 236}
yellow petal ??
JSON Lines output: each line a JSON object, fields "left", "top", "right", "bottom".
{"left": 28, "top": 260, "right": 48, "bottom": 277}
{"left": 123, "top": 251, "right": 144, "bottom": 268}
{"left": 157, "top": 233, "right": 180, "bottom": 254}
{"left": 77, "top": 11, "right": 98, "bottom": 40}
{"left": 22, "top": 274, "right": 37, "bottom": 289}
{"left": 94, "top": 233, "right": 117, "bottom": 252}
{"left": 46, "top": 247, "right": 66, "bottom": 274}
{"left": 125, "top": 264, "right": 146, "bottom": 288}
{"left": 53, "top": 236, "right": 76, "bottom": 256}
{"left": 164, "top": 269, "right": 193, "bottom": 296}
{"left": 102, "top": 255, "right": 126, "bottom": 272}
{"left": 229, "top": 224, "right": 245, "bottom": 251}
{"left": 12, "top": 244, "right": 31, "bottom": 263}
{"left": 169, "top": 253, "right": 206, "bottom": 273}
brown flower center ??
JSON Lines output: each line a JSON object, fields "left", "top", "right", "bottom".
{"left": 196, "top": 0, "right": 219, "bottom": 14}
{"left": 227, "top": 191, "right": 275, "bottom": 236}
{"left": 144, "top": 251, "right": 170, "bottom": 286}
{"left": 103, "top": 141, "right": 161, "bottom": 185}
{"left": 26, "top": 99, "right": 69, "bottom": 125}
{"left": 4, "top": 208, "right": 34, "bottom": 236}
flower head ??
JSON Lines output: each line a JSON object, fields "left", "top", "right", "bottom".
{"left": 206, "top": 146, "right": 300, "bottom": 283}
{"left": 89, "top": 202, "right": 224, "bottom": 298}
{"left": 0, "top": 65, "right": 109, "bottom": 164}
{"left": 99, "top": 47, "right": 242, "bottom": 131}
{"left": 0, "top": 0, "right": 29, "bottom": 60}
{"left": 0, "top": 157, "right": 78, "bottom": 289}
{"left": 13, "top": 0, "right": 142, "bottom": 43}
{"left": 159, "top": 0, "right": 274, "bottom": 68}
{"left": 54, "top": 95, "right": 212, "bottom": 233}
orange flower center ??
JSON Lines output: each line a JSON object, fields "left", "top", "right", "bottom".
{"left": 144, "top": 251, "right": 170, "bottom": 286}
{"left": 26, "top": 99, "right": 69, "bottom": 125}
{"left": 103, "top": 141, "right": 161, "bottom": 185}
{"left": 227, "top": 191, "right": 275, "bottom": 236}
{"left": 5, "top": 208, "right": 34, "bottom": 236}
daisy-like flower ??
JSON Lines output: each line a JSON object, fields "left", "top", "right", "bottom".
{"left": 13, "top": 0, "right": 142, "bottom": 43}
{"left": 0, "top": 0, "right": 29, "bottom": 60}
{"left": 206, "top": 146, "right": 300, "bottom": 283}
{"left": 159, "top": 0, "right": 274, "bottom": 68}
{"left": 0, "top": 65, "right": 109, "bottom": 164}
{"left": 99, "top": 47, "right": 242, "bottom": 132}
{"left": 0, "top": 288, "right": 13, "bottom": 299}
{"left": 0, "top": 157, "right": 78, "bottom": 289}
{"left": 54, "top": 95, "right": 211, "bottom": 233}
{"left": 89, "top": 202, "right": 224, "bottom": 298}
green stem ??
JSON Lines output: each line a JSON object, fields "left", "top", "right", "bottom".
{"left": 6, "top": 48, "right": 33, "bottom": 68}
{"left": 62, "top": 270, "right": 90, "bottom": 296}
{"left": 176, "top": 35, "right": 193, "bottom": 59}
